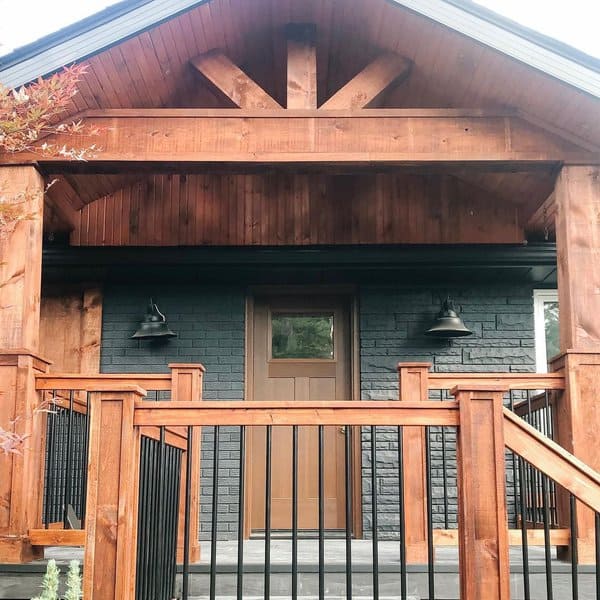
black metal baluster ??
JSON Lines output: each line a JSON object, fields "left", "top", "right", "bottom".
{"left": 541, "top": 472, "right": 554, "bottom": 600}
{"left": 595, "top": 512, "right": 600, "bottom": 600}
{"left": 158, "top": 427, "right": 166, "bottom": 600}
{"left": 569, "top": 495, "right": 578, "bottom": 600}
{"left": 292, "top": 426, "right": 299, "bottom": 600}
{"left": 182, "top": 427, "right": 193, "bottom": 600}
{"left": 210, "top": 426, "right": 220, "bottom": 600}
{"left": 527, "top": 392, "right": 539, "bottom": 525}
{"left": 397, "top": 426, "right": 407, "bottom": 600}
{"left": 44, "top": 393, "right": 56, "bottom": 528}
{"left": 264, "top": 426, "right": 272, "bottom": 600}
{"left": 518, "top": 457, "right": 531, "bottom": 600}
{"left": 63, "top": 391, "right": 75, "bottom": 527}
{"left": 319, "top": 425, "right": 325, "bottom": 600}
{"left": 426, "top": 426, "right": 435, "bottom": 600}
{"left": 439, "top": 392, "right": 449, "bottom": 530}
{"left": 148, "top": 438, "right": 157, "bottom": 600}
{"left": 371, "top": 425, "right": 379, "bottom": 600}
{"left": 237, "top": 426, "right": 246, "bottom": 600}
{"left": 344, "top": 425, "right": 353, "bottom": 600}
{"left": 81, "top": 392, "right": 91, "bottom": 523}
{"left": 509, "top": 392, "right": 519, "bottom": 527}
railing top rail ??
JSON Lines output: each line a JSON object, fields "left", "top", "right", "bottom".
{"left": 428, "top": 372, "right": 565, "bottom": 390}
{"left": 133, "top": 400, "right": 459, "bottom": 427}
{"left": 36, "top": 373, "right": 172, "bottom": 391}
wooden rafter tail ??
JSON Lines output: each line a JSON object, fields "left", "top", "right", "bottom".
{"left": 320, "top": 52, "right": 412, "bottom": 110}
{"left": 190, "top": 49, "right": 282, "bottom": 109}
{"left": 285, "top": 23, "right": 318, "bottom": 109}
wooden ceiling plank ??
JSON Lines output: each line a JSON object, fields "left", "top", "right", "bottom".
{"left": 285, "top": 23, "right": 318, "bottom": 109}
{"left": 320, "top": 52, "right": 412, "bottom": 110}
{"left": 190, "top": 50, "right": 282, "bottom": 109}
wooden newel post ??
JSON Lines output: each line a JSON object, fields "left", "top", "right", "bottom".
{"left": 553, "top": 165, "right": 600, "bottom": 563}
{"left": 0, "top": 166, "right": 48, "bottom": 563}
{"left": 170, "top": 363, "right": 205, "bottom": 563}
{"left": 398, "top": 362, "right": 431, "bottom": 563}
{"left": 83, "top": 385, "right": 146, "bottom": 600}
{"left": 452, "top": 385, "right": 510, "bottom": 600}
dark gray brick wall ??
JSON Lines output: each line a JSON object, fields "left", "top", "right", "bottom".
{"left": 100, "top": 282, "right": 535, "bottom": 542}
{"left": 100, "top": 284, "right": 245, "bottom": 540}
{"left": 360, "top": 284, "right": 535, "bottom": 538}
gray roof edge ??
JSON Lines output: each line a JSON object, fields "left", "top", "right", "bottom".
{"left": 392, "top": 0, "right": 600, "bottom": 98}
{"left": 0, "top": 0, "right": 599, "bottom": 100}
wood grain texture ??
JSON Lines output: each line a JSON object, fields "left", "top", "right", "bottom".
{"left": 321, "top": 52, "right": 411, "bottom": 109}
{"left": 286, "top": 23, "right": 317, "bottom": 109}
{"left": 39, "top": 286, "right": 102, "bottom": 374}
{"left": 398, "top": 363, "right": 429, "bottom": 563}
{"left": 455, "top": 387, "right": 510, "bottom": 600}
{"left": 71, "top": 172, "right": 523, "bottom": 246}
{"left": 191, "top": 50, "right": 282, "bottom": 109}
{"left": 0, "top": 167, "right": 44, "bottom": 350}
{"left": 7, "top": 111, "right": 591, "bottom": 167}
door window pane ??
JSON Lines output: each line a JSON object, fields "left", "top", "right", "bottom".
{"left": 271, "top": 314, "right": 334, "bottom": 359}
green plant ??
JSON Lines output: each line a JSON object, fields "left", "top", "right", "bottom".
{"left": 31, "top": 559, "right": 82, "bottom": 600}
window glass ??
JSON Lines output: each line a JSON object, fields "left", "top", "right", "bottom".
{"left": 544, "top": 301, "right": 560, "bottom": 363}
{"left": 271, "top": 314, "right": 334, "bottom": 359}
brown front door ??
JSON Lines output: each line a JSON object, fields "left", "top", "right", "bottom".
{"left": 248, "top": 294, "right": 352, "bottom": 533}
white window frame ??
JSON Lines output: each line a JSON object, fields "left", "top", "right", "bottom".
{"left": 533, "top": 289, "right": 559, "bottom": 373}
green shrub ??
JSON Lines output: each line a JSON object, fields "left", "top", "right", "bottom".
{"left": 31, "top": 559, "right": 82, "bottom": 600}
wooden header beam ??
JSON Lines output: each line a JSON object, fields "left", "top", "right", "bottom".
{"left": 3, "top": 109, "right": 595, "bottom": 168}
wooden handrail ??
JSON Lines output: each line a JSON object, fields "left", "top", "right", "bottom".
{"left": 35, "top": 373, "right": 172, "bottom": 391}
{"left": 503, "top": 408, "right": 600, "bottom": 512}
{"left": 133, "top": 400, "right": 459, "bottom": 426}
{"left": 428, "top": 372, "right": 565, "bottom": 390}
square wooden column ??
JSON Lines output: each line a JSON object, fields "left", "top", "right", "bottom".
{"left": 397, "top": 362, "right": 431, "bottom": 563}
{"left": 553, "top": 165, "right": 600, "bottom": 563}
{"left": 170, "top": 363, "right": 205, "bottom": 563}
{"left": 83, "top": 386, "right": 146, "bottom": 600}
{"left": 0, "top": 166, "right": 48, "bottom": 563}
{"left": 452, "top": 385, "right": 510, "bottom": 600}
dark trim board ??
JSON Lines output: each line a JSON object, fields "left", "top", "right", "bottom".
{"left": 42, "top": 243, "right": 558, "bottom": 286}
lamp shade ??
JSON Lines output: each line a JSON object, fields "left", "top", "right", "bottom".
{"left": 131, "top": 299, "right": 177, "bottom": 340}
{"left": 425, "top": 297, "right": 473, "bottom": 338}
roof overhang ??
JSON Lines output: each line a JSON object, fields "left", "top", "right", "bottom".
{"left": 0, "top": 0, "right": 598, "bottom": 98}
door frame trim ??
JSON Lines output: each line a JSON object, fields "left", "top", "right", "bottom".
{"left": 243, "top": 285, "right": 363, "bottom": 538}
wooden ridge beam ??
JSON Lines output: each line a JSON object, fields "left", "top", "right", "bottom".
{"left": 321, "top": 53, "right": 411, "bottom": 110}
{"left": 286, "top": 23, "right": 317, "bottom": 109}
{"left": 191, "top": 50, "right": 282, "bottom": 109}
{"left": 2, "top": 111, "right": 596, "bottom": 168}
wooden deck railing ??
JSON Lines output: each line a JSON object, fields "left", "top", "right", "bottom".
{"left": 27, "top": 365, "right": 600, "bottom": 600}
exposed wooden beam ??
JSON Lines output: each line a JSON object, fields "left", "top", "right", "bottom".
{"left": 321, "top": 53, "right": 411, "bottom": 110}
{"left": 190, "top": 50, "right": 282, "bottom": 109}
{"left": 526, "top": 191, "right": 556, "bottom": 236}
{"left": 2, "top": 110, "right": 596, "bottom": 168}
{"left": 44, "top": 176, "right": 82, "bottom": 231}
{"left": 285, "top": 23, "right": 317, "bottom": 109}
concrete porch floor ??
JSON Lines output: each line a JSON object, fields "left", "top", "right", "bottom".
{"left": 0, "top": 541, "right": 597, "bottom": 599}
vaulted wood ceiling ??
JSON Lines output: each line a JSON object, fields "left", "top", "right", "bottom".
{"left": 42, "top": 0, "right": 600, "bottom": 240}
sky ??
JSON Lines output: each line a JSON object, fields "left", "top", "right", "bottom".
{"left": 0, "top": 0, "right": 599, "bottom": 59}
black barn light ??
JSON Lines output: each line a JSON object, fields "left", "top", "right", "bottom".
{"left": 131, "top": 299, "right": 177, "bottom": 340}
{"left": 425, "top": 297, "right": 473, "bottom": 338}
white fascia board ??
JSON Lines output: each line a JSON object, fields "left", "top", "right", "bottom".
{"left": 0, "top": 0, "right": 206, "bottom": 89}
{"left": 392, "top": 0, "right": 600, "bottom": 98}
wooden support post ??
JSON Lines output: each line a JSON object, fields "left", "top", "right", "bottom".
{"left": 285, "top": 23, "right": 317, "bottom": 109}
{"left": 452, "top": 385, "right": 510, "bottom": 600}
{"left": 83, "top": 385, "right": 145, "bottom": 600}
{"left": 170, "top": 363, "right": 205, "bottom": 564}
{"left": 0, "top": 166, "right": 49, "bottom": 563}
{"left": 398, "top": 362, "right": 430, "bottom": 563}
{"left": 553, "top": 165, "right": 600, "bottom": 563}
